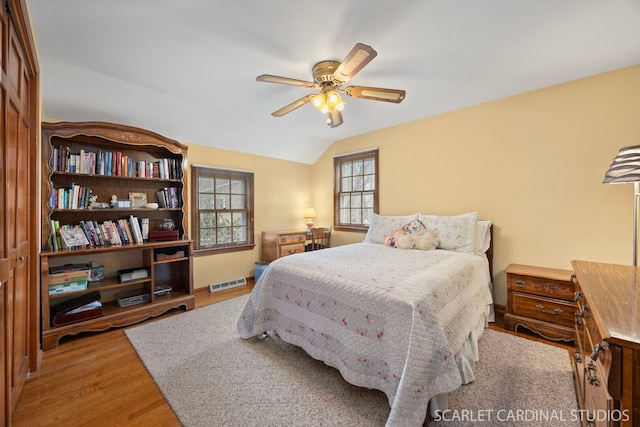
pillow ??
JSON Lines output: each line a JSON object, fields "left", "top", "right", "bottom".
{"left": 401, "top": 218, "right": 426, "bottom": 235}
{"left": 364, "top": 213, "right": 419, "bottom": 244}
{"left": 419, "top": 211, "right": 478, "bottom": 253}
{"left": 475, "top": 220, "right": 492, "bottom": 254}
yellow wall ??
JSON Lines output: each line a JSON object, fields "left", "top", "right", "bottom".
{"left": 312, "top": 65, "right": 640, "bottom": 306}
{"left": 185, "top": 144, "right": 312, "bottom": 290}
{"left": 44, "top": 65, "right": 640, "bottom": 304}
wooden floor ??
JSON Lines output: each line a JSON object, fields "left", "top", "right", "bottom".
{"left": 12, "top": 284, "right": 571, "bottom": 426}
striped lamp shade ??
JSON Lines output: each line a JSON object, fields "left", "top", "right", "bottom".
{"left": 603, "top": 145, "right": 640, "bottom": 184}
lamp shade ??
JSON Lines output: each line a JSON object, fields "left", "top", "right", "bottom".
{"left": 303, "top": 207, "right": 317, "bottom": 218}
{"left": 603, "top": 145, "right": 640, "bottom": 184}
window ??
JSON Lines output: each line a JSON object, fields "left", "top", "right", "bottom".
{"left": 191, "top": 166, "right": 254, "bottom": 254}
{"left": 334, "top": 149, "right": 378, "bottom": 232}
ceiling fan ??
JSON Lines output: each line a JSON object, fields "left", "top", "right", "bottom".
{"left": 256, "top": 43, "right": 406, "bottom": 128}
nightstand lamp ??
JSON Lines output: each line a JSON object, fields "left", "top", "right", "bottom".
{"left": 303, "top": 207, "right": 317, "bottom": 230}
{"left": 603, "top": 144, "right": 640, "bottom": 266}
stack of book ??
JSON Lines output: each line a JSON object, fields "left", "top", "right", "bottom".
{"left": 48, "top": 264, "right": 91, "bottom": 295}
{"left": 149, "top": 230, "right": 180, "bottom": 242}
{"left": 51, "top": 146, "right": 183, "bottom": 179}
{"left": 49, "top": 216, "right": 149, "bottom": 251}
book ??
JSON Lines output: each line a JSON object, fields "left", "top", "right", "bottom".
{"left": 129, "top": 215, "right": 143, "bottom": 244}
{"left": 141, "top": 218, "right": 149, "bottom": 240}
{"left": 49, "top": 219, "right": 59, "bottom": 251}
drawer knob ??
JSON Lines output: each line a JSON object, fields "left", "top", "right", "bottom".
{"left": 288, "top": 249, "right": 298, "bottom": 254}
{"left": 586, "top": 361, "right": 599, "bottom": 386}
{"left": 515, "top": 279, "right": 526, "bottom": 288}
{"left": 573, "top": 291, "right": 583, "bottom": 302}
{"left": 536, "top": 304, "right": 563, "bottom": 315}
{"left": 590, "top": 343, "right": 606, "bottom": 361}
{"left": 574, "top": 305, "right": 589, "bottom": 324}
{"left": 573, "top": 349, "right": 582, "bottom": 364}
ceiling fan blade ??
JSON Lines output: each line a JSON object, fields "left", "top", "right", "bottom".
{"left": 333, "top": 43, "right": 377, "bottom": 83}
{"left": 271, "top": 94, "right": 315, "bottom": 117}
{"left": 327, "top": 110, "right": 343, "bottom": 128}
{"left": 345, "top": 86, "right": 406, "bottom": 103}
{"left": 257, "top": 74, "right": 315, "bottom": 88}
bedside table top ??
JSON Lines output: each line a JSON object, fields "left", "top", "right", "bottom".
{"left": 505, "top": 263, "right": 573, "bottom": 282}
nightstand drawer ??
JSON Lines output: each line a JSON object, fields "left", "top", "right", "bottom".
{"left": 510, "top": 292, "right": 575, "bottom": 327}
{"left": 507, "top": 273, "right": 575, "bottom": 301}
{"left": 277, "top": 243, "right": 305, "bottom": 258}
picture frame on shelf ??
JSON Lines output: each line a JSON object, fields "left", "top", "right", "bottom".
{"left": 129, "top": 192, "right": 147, "bottom": 208}
{"left": 115, "top": 199, "right": 132, "bottom": 208}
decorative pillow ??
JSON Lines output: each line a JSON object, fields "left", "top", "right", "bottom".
{"left": 475, "top": 220, "right": 492, "bottom": 254}
{"left": 401, "top": 218, "right": 427, "bottom": 235}
{"left": 419, "top": 211, "right": 478, "bottom": 253}
{"left": 364, "top": 213, "right": 419, "bottom": 244}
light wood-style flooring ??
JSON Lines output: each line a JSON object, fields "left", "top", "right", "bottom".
{"left": 12, "top": 283, "right": 571, "bottom": 426}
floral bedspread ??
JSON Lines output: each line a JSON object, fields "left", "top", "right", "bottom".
{"left": 237, "top": 243, "right": 493, "bottom": 426}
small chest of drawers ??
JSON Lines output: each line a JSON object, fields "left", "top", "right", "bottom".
{"left": 261, "top": 229, "right": 307, "bottom": 262}
{"left": 504, "top": 263, "right": 576, "bottom": 342}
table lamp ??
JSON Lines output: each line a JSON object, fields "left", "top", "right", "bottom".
{"left": 603, "top": 145, "right": 640, "bottom": 266}
{"left": 303, "top": 207, "right": 317, "bottom": 230}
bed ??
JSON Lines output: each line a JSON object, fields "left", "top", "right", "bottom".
{"left": 238, "top": 212, "right": 494, "bottom": 426}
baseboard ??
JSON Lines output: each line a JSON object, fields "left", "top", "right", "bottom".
{"left": 494, "top": 303, "right": 506, "bottom": 316}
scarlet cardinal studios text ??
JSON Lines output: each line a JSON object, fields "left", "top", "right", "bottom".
{"left": 432, "top": 408, "right": 629, "bottom": 423}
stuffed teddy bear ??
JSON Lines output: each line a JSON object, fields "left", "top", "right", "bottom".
{"left": 395, "top": 230, "right": 440, "bottom": 251}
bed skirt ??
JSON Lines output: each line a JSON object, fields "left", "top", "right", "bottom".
{"left": 429, "top": 305, "right": 490, "bottom": 415}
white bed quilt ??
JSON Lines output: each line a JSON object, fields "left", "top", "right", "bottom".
{"left": 237, "top": 243, "right": 493, "bottom": 426}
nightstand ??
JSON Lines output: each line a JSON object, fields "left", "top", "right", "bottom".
{"left": 503, "top": 263, "right": 576, "bottom": 342}
{"left": 261, "top": 229, "right": 308, "bottom": 262}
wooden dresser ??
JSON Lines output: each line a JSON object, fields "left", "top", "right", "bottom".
{"left": 572, "top": 260, "right": 639, "bottom": 427}
{"left": 261, "top": 229, "right": 308, "bottom": 262}
{"left": 504, "top": 264, "right": 576, "bottom": 342}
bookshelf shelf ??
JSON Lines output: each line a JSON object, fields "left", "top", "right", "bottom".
{"left": 40, "top": 121, "right": 194, "bottom": 350}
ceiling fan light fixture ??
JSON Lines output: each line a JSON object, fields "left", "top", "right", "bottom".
{"left": 327, "top": 91, "right": 340, "bottom": 106}
{"left": 312, "top": 93, "right": 326, "bottom": 108}
{"left": 257, "top": 43, "right": 404, "bottom": 128}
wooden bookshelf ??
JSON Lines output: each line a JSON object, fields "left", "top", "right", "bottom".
{"left": 40, "top": 122, "right": 194, "bottom": 350}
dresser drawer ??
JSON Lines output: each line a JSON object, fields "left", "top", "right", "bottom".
{"left": 584, "top": 358, "right": 614, "bottom": 427}
{"left": 279, "top": 233, "right": 306, "bottom": 245}
{"left": 509, "top": 292, "right": 575, "bottom": 327}
{"left": 507, "top": 273, "right": 576, "bottom": 301}
{"left": 277, "top": 243, "right": 305, "bottom": 258}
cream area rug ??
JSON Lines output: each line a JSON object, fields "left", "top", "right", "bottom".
{"left": 125, "top": 295, "right": 579, "bottom": 427}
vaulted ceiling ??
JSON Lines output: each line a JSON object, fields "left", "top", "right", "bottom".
{"left": 30, "top": 1, "right": 640, "bottom": 164}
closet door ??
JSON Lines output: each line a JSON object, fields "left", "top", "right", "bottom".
{"left": 1, "top": 0, "right": 38, "bottom": 421}
{"left": 0, "top": 8, "right": 6, "bottom": 420}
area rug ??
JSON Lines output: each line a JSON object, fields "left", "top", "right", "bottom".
{"left": 125, "top": 295, "right": 579, "bottom": 427}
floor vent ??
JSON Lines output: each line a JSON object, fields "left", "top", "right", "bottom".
{"left": 209, "top": 277, "right": 247, "bottom": 293}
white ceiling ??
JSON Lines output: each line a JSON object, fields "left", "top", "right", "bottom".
{"left": 29, "top": 0, "right": 640, "bottom": 164}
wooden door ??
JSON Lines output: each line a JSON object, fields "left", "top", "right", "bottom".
{"left": 0, "top": 259, "right": 8, "bottom": 427}
{"left": 1, "top": 1, "right": 39, "bottom": 421}
{"left": 0, "top": 7, "right": 6, "bottom": 421}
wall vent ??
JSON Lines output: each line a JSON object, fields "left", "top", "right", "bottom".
{"left": 209, "top": 277, "right": 247, "bottom": 293}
